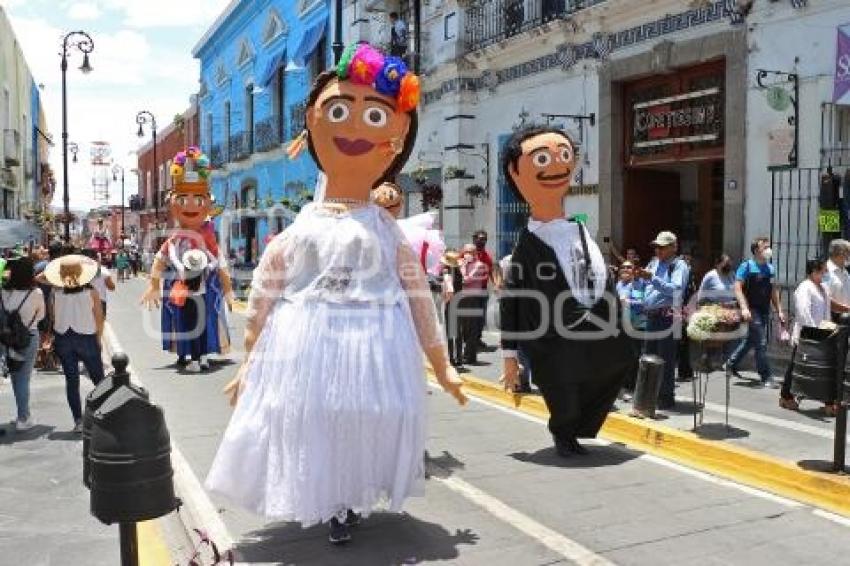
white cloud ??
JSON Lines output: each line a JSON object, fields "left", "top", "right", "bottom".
{"left": 102, "top": 0, "right": 233, "bottom": 29}
{"left": 68, "top": 2, "right": 101, "bottom": 20}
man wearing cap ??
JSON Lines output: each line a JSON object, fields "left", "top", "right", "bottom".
{"left": 635, "top": 231, "right": 690, "bottom": 409}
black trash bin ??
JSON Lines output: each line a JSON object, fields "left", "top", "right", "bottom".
{"left": 791, "top": 325, "right": 849, "bottom": 403}
{"left": 632, "top": 354, "right": 664, "bottom": 418}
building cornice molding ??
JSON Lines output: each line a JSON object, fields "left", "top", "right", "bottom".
{"left": 424, "top": 0, "right": 729, "bottom": 105}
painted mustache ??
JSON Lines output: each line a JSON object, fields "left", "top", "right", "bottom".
{"left": 333, "top": 137, "right": 375, "bottom": 156}
{"left": 537, "top": 171, "right": 571, "bottom": 183}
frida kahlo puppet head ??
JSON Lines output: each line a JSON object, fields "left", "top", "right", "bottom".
{"left": 299, "top": 43, "right": 420, "bottom": 194}
{"left": 502, "top": 125, "right": 578, "bottom": 215}
{"left": 168, "top": 146, "right": 213, "bottom": 232}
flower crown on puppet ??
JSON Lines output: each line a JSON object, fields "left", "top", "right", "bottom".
{"left": 286, "top": 43, "right": 420, "bottom": 160}
{"left": 169, "top": 146, "right": 212, "bottom": 195}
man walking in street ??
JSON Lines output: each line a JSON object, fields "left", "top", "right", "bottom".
{"left": 726, "top": 237, "right": 786, "bottom": 387}
{"left": 472, "top": 229, "right": 493, "bottom": 351}
{"left": 637, "top": 231, "right": 690, "bottom": 410}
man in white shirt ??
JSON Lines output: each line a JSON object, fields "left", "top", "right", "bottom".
{"left": 826, "top": 239, "right": 850, "bottom": 316}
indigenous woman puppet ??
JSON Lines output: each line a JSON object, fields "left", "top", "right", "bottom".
{"left": 499, "top": 125, "right": 636, "bottom": 456}
{"left": 372, "top": 182, "right": 445, "bottom": 276}
{"left": 205, "top": 43, "right": 466, "bottom": 545}
{"left": 140, "top": 147, "right": 234, "bottom": 372}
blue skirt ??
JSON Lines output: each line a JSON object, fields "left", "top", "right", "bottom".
{"left": 161, "top": 271, "right": 230, "bottom": 357}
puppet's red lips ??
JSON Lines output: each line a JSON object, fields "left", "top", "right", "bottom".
{"left": 333, "top": 137, "right": 375, "bottom": 156}
{"left": 181, "top": 211, "right": 200, "bottom": 218}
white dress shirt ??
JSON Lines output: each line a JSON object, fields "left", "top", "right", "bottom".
{"left": 827, "top": 259, "right": 850, "bottom": 307}
{"left": 792, "top": 278, "right": 831, "bottom": 345}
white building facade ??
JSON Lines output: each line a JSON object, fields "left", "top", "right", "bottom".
{"left": 346, "top": 0, "right": 849, "bottom": 292}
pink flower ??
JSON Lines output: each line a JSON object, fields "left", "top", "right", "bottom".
{"left": 348, "top": 44, "right": 384, "bottom": 86}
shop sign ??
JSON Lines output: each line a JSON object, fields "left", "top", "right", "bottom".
{"left": 834, "top": 23, "right": 850, "bottom": 105}
{"left": 819, "top": 210, "right": 841, "bottom": 234}
{"left": 632, "top": 87, "right": 722, "bottom": 148}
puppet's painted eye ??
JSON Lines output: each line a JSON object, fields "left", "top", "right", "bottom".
{"left": 194, "top": 196, "right": 204, "bottom": 207}
{"left": 177, "top": 196, "right": 188, "bottom": 207}
{"left": 327, "top": 102, "right": 350, "bottom": 123}
{"left": 532, "top": 152, "right": 552, "bottom": 168}
{"left": 363, "top": 106, "right": 388, "bottom": 128}
{"left": 560, "top": 147, "right": 572, "bottom": 162}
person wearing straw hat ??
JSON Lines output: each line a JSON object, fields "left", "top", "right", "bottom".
{"left": 140, "top": 147, "right": 234, "bottom": 373}
{"left": 440, "top": 249, "right": 464, "bottom": 367}
{"left": 45, "top": 254, "right": 104, "bottom": 433}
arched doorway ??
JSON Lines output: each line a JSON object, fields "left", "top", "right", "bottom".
{"left": 241, "top": 181, "right": 258, "bottom": 266}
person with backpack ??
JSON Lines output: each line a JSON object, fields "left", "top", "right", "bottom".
{"left": 635, "top": 231, "right": 690, "bottom": 410}
{"left": 726, "top": 237, "right": 787, "bottom": 388}
{"left": 44, "top": 254, "right": 105, "bottom": 433}
{"left": 0, "top": 256, "right": 45, "bottom": 434}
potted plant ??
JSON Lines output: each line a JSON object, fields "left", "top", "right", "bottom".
{"left": 443, "top": 166, "right": 467, "bottom": 181}
{"left": 466, "top": 184, "right": 485, "bottom": 198}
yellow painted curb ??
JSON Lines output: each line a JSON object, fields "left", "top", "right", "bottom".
{"left": 430, "top": 371, "right": 850, "bottom": 518}
{"left": 138, "top": 519, "right": 172, "bottom": 566}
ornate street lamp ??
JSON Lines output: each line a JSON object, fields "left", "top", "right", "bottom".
{"left": 60, "top": 30, "right": 94, "bottom": 242}
{"left": 135, "top": 111, "right": 158, "bottom": 232}
{"left": 112, "top": 164, "right": 125, "bottom": 239}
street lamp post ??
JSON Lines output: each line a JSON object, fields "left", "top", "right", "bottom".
{"left": 135, "top": 111, "right": 158, "bottom": 240}
{"left": 61, "top": 31, "right": 93, "bottom": 242}
{"left": 332, "top": 0, "right": 343, "bottom": 63}
{"left": 112, "top": 164, "right": 125, "bottom": 240}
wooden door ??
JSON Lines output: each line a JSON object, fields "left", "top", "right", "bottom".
{"left": 622, "top": 168, "right": 681, "bottom": 264}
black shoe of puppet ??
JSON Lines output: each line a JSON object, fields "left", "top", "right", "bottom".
{"left": 328, "top": 517, "right": 351, "bottom": 545}
{"left": 554, "top": 436, "right": 589, "bottom": 457}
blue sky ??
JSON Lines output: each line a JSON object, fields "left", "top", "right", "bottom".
{"left": 1, "top": 0, "right": 231, "bottom": 210}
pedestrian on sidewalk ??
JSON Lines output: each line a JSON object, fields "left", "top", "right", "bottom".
{"left": 617, "top": 261, "right": 645, "bottom": 398}
{"left": 115, "top": 249, "right": 130, "bottom": 282}
{"left": 81, "top": 249, "right": 115, "bottom": 319}
{"left": 726, "top": 237, "right": 787, "bottom": 387}
{"left": 0, "top": 256, "right": 45, "bottom": 433}
{"left": 635, "top": 231, "right": 690, "bottom": 410}
{"left": 440, "top": 249, "right": 464, "bottom": 368}
{"left": 34, "top": 242, "right": 62, "bottom": 371}
{"left": 676, "top": 251, "right": 697, "bottom": 382}
{"left": 780, "top": 258, "right": 837, "bottom": 414}
{"left": 697, "top": 253, "right": 740, "bottom": 358}
{"left": 471, "top": 230, "right": 494, "bottom": 351}
{"left": 460, "top": 243, "right": 488, "bottom": 365}
{"left": 45, "top": 255, "right": 105, "bottom": 433}
{"left": 824, "top": 239, "right": 850, "bottom": 320}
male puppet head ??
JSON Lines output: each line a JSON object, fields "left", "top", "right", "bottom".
{"left": 299, "top": 43, "right": 420, "bottom": 194}
{"left": 502, "top": 125, "right": 578, "bottom": 215}
{"left": 168, "top": 146, "right": 212, "bottom": 231}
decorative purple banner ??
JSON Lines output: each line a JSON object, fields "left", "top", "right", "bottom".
{"left": 834, "top": 24, "right": 850, "bottom": 104}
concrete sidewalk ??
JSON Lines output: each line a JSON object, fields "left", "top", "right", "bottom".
{"left": 0, "top": 369, "right": 119, "bottom": 565}
{"left": 470, "top": 330, "right": 848, "bottom": 471}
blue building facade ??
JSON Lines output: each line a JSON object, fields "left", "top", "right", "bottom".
{"left": 193, "top": 0, "right": 331, "bottom": 266}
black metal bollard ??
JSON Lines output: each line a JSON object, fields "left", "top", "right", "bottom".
{"left": 87, "top": 352, "right": 180, "bottom": 566}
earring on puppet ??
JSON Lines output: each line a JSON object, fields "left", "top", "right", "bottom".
{"left": 286, "top": 130, "right": 309, "bottom": 160}
{"left": 380, "top": 137, "right": 403, "bottom": 156}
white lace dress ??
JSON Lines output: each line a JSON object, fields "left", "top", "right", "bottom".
{"left": 205, "top": 203, "right": 446, "bottom": 526}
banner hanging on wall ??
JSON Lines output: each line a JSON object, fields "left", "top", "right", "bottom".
{"left": 834, "top": 23, "right": 850, "bottom": 104}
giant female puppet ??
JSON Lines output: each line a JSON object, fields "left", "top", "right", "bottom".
{"left": 140, "top": 147, "right": 233, "bottom": 372}
{"left": 205, "top": 42, "right": 465, "bottom": 545}
{"left": 499, "top": 125, "right": 636, "bottom": 456}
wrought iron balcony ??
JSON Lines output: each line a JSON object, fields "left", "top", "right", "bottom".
{"left": 289, "top": 102, "right": 307, "bottom": 140}
{"left": 3, "top": 129, "right": 21, "bottom": 166}
{"left": 228, "top": 132, "right": 251, "bottom": 162}
{"left": 210, "top": 144, "right": 225, "bottom": 168}
{"left": 464, "top": 0, "right": 606, "bottom": 52}
{"left": 255, "top": 116, "right": 283, "bottom": 153}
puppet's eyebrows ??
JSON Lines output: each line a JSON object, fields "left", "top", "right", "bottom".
{"left": 364, "top": 96, "right": 396, "bottom": 110}
{"left": 321, "top": 94, "right": 356, "bottom": 108}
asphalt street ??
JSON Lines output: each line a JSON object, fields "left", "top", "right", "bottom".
{"left": 93, "top": 278, "right": 850, "bottom": 565}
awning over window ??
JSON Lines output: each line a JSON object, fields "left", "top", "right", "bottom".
{"left": 259, "top": 48, "right": 286, "bottom": 87}
{"left": 292, "top": 18, "right": 327, "bottom": 67}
